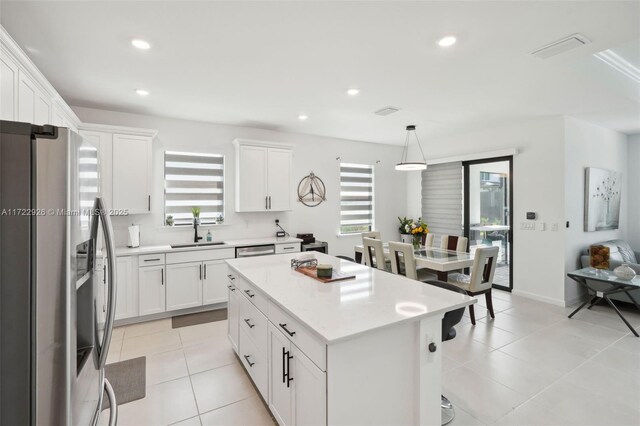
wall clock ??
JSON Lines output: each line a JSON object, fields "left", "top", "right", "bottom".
{"left": 297, "top": 172, "right": 327, "bottom": 207}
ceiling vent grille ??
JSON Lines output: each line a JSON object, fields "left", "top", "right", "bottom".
{"left": 374, "top": 106, "right": 401, "bottom": 116}
{"left": 530, "top": 33, "right": 591, "bottom": 59}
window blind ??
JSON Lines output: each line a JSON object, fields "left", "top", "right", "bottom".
{"left": 164, "top": 151, "right": 224, "bottom": 226}
{"left": 421, "top": 161, "right": 463, "bottom": 240}
{"left": 340, "top": 163, "right": 374, "bottom": 234}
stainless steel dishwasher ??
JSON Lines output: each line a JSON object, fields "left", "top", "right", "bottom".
{"left": 235, "top": 244, "right": 276, "bottom": 258}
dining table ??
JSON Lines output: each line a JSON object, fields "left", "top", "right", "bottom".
{"left": 354, "top": 243, "right": 475, "bottom": 281}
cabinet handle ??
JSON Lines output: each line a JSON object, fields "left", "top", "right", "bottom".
{"left": 204, "top": 264, "right": 207, "bottom": 280}
{"left": 199, "top": 264, "right": 202, "bottom": 280}
{"left": 144, "top": 258, "right": 161, "bottom": 262}
{"left": 279, "top": 323, "right": 296, "bottom": 337}
{"left": 283, "top": 247, "right": 295, "bottom": 251}
{"left": 268, "top": 196, "right": 271, "bottom": 210}
{"left": 243, "top": 355, "right": 255, "bottom": 367}
{"left": 244, "top": 318, "right": 255, "bottom": 328}
{"left": 227, "top": 285, "right": 236, "bottom": 291}
{"left": 227, "top": 274, "right": 236, "bottom": 280}
{"left": 161, "top": 268, "right": 164, "bottom": 285}
{"left": 148, "top": 195, "right": 151, "bottom": 211}
{"left": 282, "top": 347, "right": 286, "bottom": 384}
{"left": 244, "top": 290, "right": 255, "bottom": 298}
{"left": 103, "top": 265, "right": 106, "bottom": 284}
{"left": 285, "top": 349, "right": 294, "bottom": 388}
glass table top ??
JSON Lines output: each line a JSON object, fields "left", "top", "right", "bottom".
{"left": 568, "top": 268, "right": 640, "bottom": 287}
{"left": 414, "top": 248, "right": 473, "bottom": 261}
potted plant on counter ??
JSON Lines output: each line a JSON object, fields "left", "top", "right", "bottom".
{"left": 398, "top": 216, "right": 413, "bottom": 244}
{"left": 191, "top": 206, "right": 201, "bottom": 225}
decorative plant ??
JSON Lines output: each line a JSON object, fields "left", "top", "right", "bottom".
{"left": 398, "top": 216, "right": 413, "bottom": 234}
{"left": 191, "top": 207, "right": 201, "bottom": 218}
{"left": 165, "top": 215, "right": 174, "bottom": 226}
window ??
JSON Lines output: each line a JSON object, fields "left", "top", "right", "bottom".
{"left": 164, "top": 151, "right": 224, "bottom": 226}
{"left": 340, "top": 162, "right": 374, "bottom": 234}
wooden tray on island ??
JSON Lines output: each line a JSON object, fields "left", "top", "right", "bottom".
{"left": 294, "top": 266, "right": 356, "bottom": 283}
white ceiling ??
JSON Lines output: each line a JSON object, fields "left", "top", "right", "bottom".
{"left": 2, "top": 1, "right": 639, "bottom": 144}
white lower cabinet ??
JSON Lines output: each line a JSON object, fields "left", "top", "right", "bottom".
{"left": 114, "top": 256, "right": 137, "bottom": 320}
{"left": 203, "top": 260, "right": 228, "bottom": 305}
{"left": 228, "top": 268, "right": 327, "bottom": 426}
{"left": 166, "top": 261, "right": 203, "bottom": 311}
{"left": 139, "top": 265, "right": 166, "bottom": 316}
{"left": 268, "top": 324, "right": 326, "bottom": 426}
{"left": 227, "top": 282, "right": 239, "bottom": 352}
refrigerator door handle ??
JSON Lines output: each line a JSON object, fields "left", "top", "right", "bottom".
{"left": 103, "top": 378, "right": 118, "bottom": 426}
{"left": 91, "top": 196, "right": 118, "bottom": 370}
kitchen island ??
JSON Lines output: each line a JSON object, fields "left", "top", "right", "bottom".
{"left": 225, "top": 252, "right": 476, "bottom": 426}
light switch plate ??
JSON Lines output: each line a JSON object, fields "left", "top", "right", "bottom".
{"left": 538, "top": 222, "right": 546, "bottom": 231}
{"left": 551, "top": 223, "right": 558, "bottom": 232}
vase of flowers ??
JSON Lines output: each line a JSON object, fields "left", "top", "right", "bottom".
{"left": 398, "top": 217, "right": 429, "bottom": 249}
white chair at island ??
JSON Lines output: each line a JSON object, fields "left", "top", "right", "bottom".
{"left": 446, "top": 246, "right": 499, "bottom": 325}
{"left": 362, "top": 230, "right": 381, "bottom": 240}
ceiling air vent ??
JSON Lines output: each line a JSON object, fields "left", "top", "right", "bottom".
{"left": 530, "top": 33, "right": 591, "bottom": 59}
{"left": 374, "top": 106, "right": 401, "bottom": 116}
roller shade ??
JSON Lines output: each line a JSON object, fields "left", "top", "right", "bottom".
{"left": 421, "top": 162, "right": 463, "bottom": 240}
{"left": 164, "top": 151, "right": 224, "bottom": 226}
{"left": 340, "top": 163, "right": 374, "bottom": 234}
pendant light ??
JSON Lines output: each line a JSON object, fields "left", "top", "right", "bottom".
{"left": 396, "top": 125, "right": 427, "bottom": 171}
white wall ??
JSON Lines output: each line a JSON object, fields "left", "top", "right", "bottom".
{"left": 407, "top": 117, "right": 567, "bottom": 305}
{"left": 628, "top": 134, "right": 640, "bottom": 249}
{"left": 72, "top": 106, "right": 406, "bottom": 257}
{"left": 563, "top": 117, "right": 628, "bottom": 305}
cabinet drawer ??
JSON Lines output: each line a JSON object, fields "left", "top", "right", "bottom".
{"left": 239, "top": 293, "right": 268, "bottom": 351}
{"left": 166, "top": 248, "right": 235, "bottom": 264}
{"left": 268, "top": 301, "right": 326, "bottom": 371}
{"left": 234, "top": 274, "right": 269, "bottom": 315}
{"left": 139, "top": 253, "right": 165, "bottom": 266}
{"left": 239, "top": 326, "right": 268, "bottom": 398}
{"left": 275, "top": 243, "right": 300, "bottom": 254}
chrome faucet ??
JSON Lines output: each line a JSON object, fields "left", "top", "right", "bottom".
{"left": 194, "top": 219, "right": 202, "bottom": 243}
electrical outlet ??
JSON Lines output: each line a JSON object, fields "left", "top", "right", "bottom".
{"left": 538, "top": 222, "right": 546, "bottom": 231}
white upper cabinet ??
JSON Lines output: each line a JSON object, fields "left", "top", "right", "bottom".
{"left": 79, "top": 130, "right": 113, "bottom": 207}
{"left": 112, "top": 133, "right": 153, "bottom": 214}
{"left": 0, "top": 53, "right": 18, "bottom": 121}
{"left": 1, "top": 27, "right": 80, "bottom": 128}
{"left": 234, "top": 139, "right": 294, "bottom": 212}
{"left": 80, "top": 124, "right": 156, "bottom": 215}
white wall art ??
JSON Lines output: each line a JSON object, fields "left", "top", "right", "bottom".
{"left": 584, "top": 167, "right": 622, "bottom": 231}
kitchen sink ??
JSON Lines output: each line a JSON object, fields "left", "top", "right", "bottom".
{"left": 170, "top": 242, "right": 227, "bottom": 249}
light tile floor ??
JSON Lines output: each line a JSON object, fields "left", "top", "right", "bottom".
{"left": 100, "top": 291, "right": 640, "bottom": 425}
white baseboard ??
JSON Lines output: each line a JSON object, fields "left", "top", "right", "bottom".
{"left": 511, "top": 289, "right": 567, "bottom": 307}
{"left": 564, "top": 294, "right": 588, "bottom": 308}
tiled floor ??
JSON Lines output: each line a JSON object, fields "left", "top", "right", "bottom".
{"left": 101, "top": 291, "right": 640, "bottom": 426}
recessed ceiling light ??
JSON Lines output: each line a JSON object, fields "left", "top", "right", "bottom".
{"left": 347, "top": 88, "right": 360, "bottom": 96}
{"left": 131, "top": 39, "right": 151, "bottom": 50}
{"left": 298, "top": 114, "right": 308, "bottom": 121}
{"left": 136, "top": 89, "right": 149, "bottom": 96}
{"left": 437, "top": 36, "right": 457, "bottom": 47}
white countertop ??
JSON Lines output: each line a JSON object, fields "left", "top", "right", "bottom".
{"left": 226, "top": 252, "right": 476, "bottom": 343}
{"left": 115, "top": 236, "right": 302, "bottom": 256}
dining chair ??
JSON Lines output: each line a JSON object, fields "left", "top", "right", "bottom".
{"left": 389, "top": 242, "right": 418, "bottom": 279}
{"left": 446, "top": 246, "right": 499, "bottom": 325}
{"left": 389, "top": 241, "right": 437, "bottom": 281}
{"left": 424, "top": 233, "right": 435, "bottom": 248}
{"left": 441, "top": 235, "right": 468, "bottom": 252}
{"left": 362, "top": 231, "right": 381, "bottom": 240}
{"left": 362, "top": 237, "right": 388, "bottom": 271}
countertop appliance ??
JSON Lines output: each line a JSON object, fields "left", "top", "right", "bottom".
{"left": 302, "top": 240, "right": 328, "bottom": 254}
{"left": 0, "top": 121, "right": 118, "bottom": 426}
{"left": 296, "top": 233, "right": 315, "bottom": 244}
{"left": 236, "top": 244, "right": 276, "bottom": 258}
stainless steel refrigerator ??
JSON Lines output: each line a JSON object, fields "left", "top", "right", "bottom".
{"left": 0, "top": 121, "right": 118, "bottom": 425}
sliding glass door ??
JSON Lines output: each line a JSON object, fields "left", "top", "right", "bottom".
{"left": 463, "top": 157, "right": 513, "bottom": 291}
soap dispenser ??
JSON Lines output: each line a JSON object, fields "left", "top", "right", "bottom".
{"left": 206, "top": 230, "right": 212, "bottom": 242}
